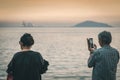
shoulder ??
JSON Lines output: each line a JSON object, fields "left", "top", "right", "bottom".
{"left": 13, "top": 52, "right": 22, "bottom": 58}
{"left": 96, "top": 47, "right": 105, "bottom": 52}
{"left": 94, "top": 47, "right": 108, "bottom": 54}
{"left": 93, "top": 48, "right": 102, "bottom": 55}
{"left": 30, "top": 51, "right": 43, "bottom": 59}
{"left": 95, "top": 46, "right": 119, "bottom": 57}
{"left": 31, "top": 51, "right": 42, "bottom": 56}
{"left": 110, "top": 47, "right": 120, "bottom": 57}
{"left": 29, "top": 51, "right": 39, "bottom": 55}
{"left": 111, "top": 47, "right": 119, "bottom": 53}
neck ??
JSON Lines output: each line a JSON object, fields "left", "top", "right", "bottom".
{"left": 21, "top": 46, "right": 31, "bottom": 51}
{"left": 101, "top": 44, "right": 110, "bottom": 47}
{"left": 22, "top": 48, "right": 31, "bottom": 51}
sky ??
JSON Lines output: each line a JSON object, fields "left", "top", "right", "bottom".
{"left": 0, "top": 0, "right": 120, "bottom": 26}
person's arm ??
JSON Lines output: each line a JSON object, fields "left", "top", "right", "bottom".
{"left": 88, "top": 52, "right": 96, "bottom": 68}
{"left": 37, "top": 53, "right": 49, "bottom": 74}
{"left": 87, "top": 43, "right": 97, "bottom": 68}
{"left": 117, "top": 50, "right": 120, "bottom": 64}
{"left": 6, "top": 55, "right": 15, "bottom": 75}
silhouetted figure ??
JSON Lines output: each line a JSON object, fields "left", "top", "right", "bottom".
{"left": 87, "top": 31, "right": 119, "bottom": 80}
{"left": 6, "top": 33, "right": 49, "bottom": 80}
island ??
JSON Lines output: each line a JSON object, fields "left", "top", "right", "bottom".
{"left": 74, "top": 20, "right": 112, "bottom": 27}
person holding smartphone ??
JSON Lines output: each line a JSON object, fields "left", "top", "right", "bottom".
{"left": 87, "top": 31, "right": 119, "bottom": 80}
{"left": 6, "top": 33, "right": 49, "bottom": 80}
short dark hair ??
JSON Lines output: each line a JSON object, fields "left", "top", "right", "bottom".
{"left": 20, "top": 33, "right": 34, "bottom": 46}
{"left": 98, "top": 31, "right": 112, "bottom": 45}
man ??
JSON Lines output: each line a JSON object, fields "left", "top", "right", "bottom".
{"left": 88, "top": 31, "right": 119, "bottom": 80}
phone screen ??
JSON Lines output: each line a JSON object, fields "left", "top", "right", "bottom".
{"left": 87, "top": 38, "right": 94, "bottom": 48}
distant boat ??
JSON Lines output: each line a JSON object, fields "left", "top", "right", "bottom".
{"left": 74, "top": 20, "right": 112, "bottom": 27}
{"left": 22, "top": 21, "right": 33, "bottom": 27}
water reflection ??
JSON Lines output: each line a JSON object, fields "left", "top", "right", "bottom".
{"left": 0, "top": 28, "right": 120, "bottom": 80}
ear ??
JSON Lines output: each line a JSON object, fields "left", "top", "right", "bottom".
{"left": 99, "top": 40, "right": 103, "bottom": 47}
{"left": 19, "top": 41, "right": 23, "bottom": 46}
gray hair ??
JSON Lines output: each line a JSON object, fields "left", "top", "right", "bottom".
{"left": 98, "top": 31, "right": 112, "bottom": 45}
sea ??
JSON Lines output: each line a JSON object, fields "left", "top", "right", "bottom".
{"left": 0, "top": 27, "right": 120, "bottom": 80}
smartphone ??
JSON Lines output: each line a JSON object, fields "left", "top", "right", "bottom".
{"left": 87, "top": 38, "right": 94, "bottom": 48}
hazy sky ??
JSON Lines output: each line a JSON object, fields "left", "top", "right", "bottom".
{"left": 0, "top": 0, "right": 120, "bottom": 25}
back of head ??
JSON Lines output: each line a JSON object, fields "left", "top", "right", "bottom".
{"left": 20, "top": 33, "right": 34, "bottom": 47}
{"left": 98, "top": 31, "right": 112, "bottom": 45}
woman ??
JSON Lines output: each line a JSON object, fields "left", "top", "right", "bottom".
{"left": 6, "top": 33, "right": 49, "bottom": 80}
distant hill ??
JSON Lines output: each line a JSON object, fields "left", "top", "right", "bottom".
{"left": 74, "top": 21, "right": 112, "bottom": 27}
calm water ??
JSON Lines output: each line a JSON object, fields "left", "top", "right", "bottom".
{"left": 0, "top": 28, "right": 120, "bottom": 80}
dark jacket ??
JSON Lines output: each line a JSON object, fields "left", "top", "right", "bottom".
{"left": 6, "top": 51, "right": 49, "bottom": 80}
{"left": 88, "top": 45, "right": 119, "bottom": 80}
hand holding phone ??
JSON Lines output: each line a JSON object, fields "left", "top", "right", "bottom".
{"left": 87, "top": 38, "right": 97, "bottom": 52}
{"left": 87, "top": 38, "right": 94, "bottom": 48}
